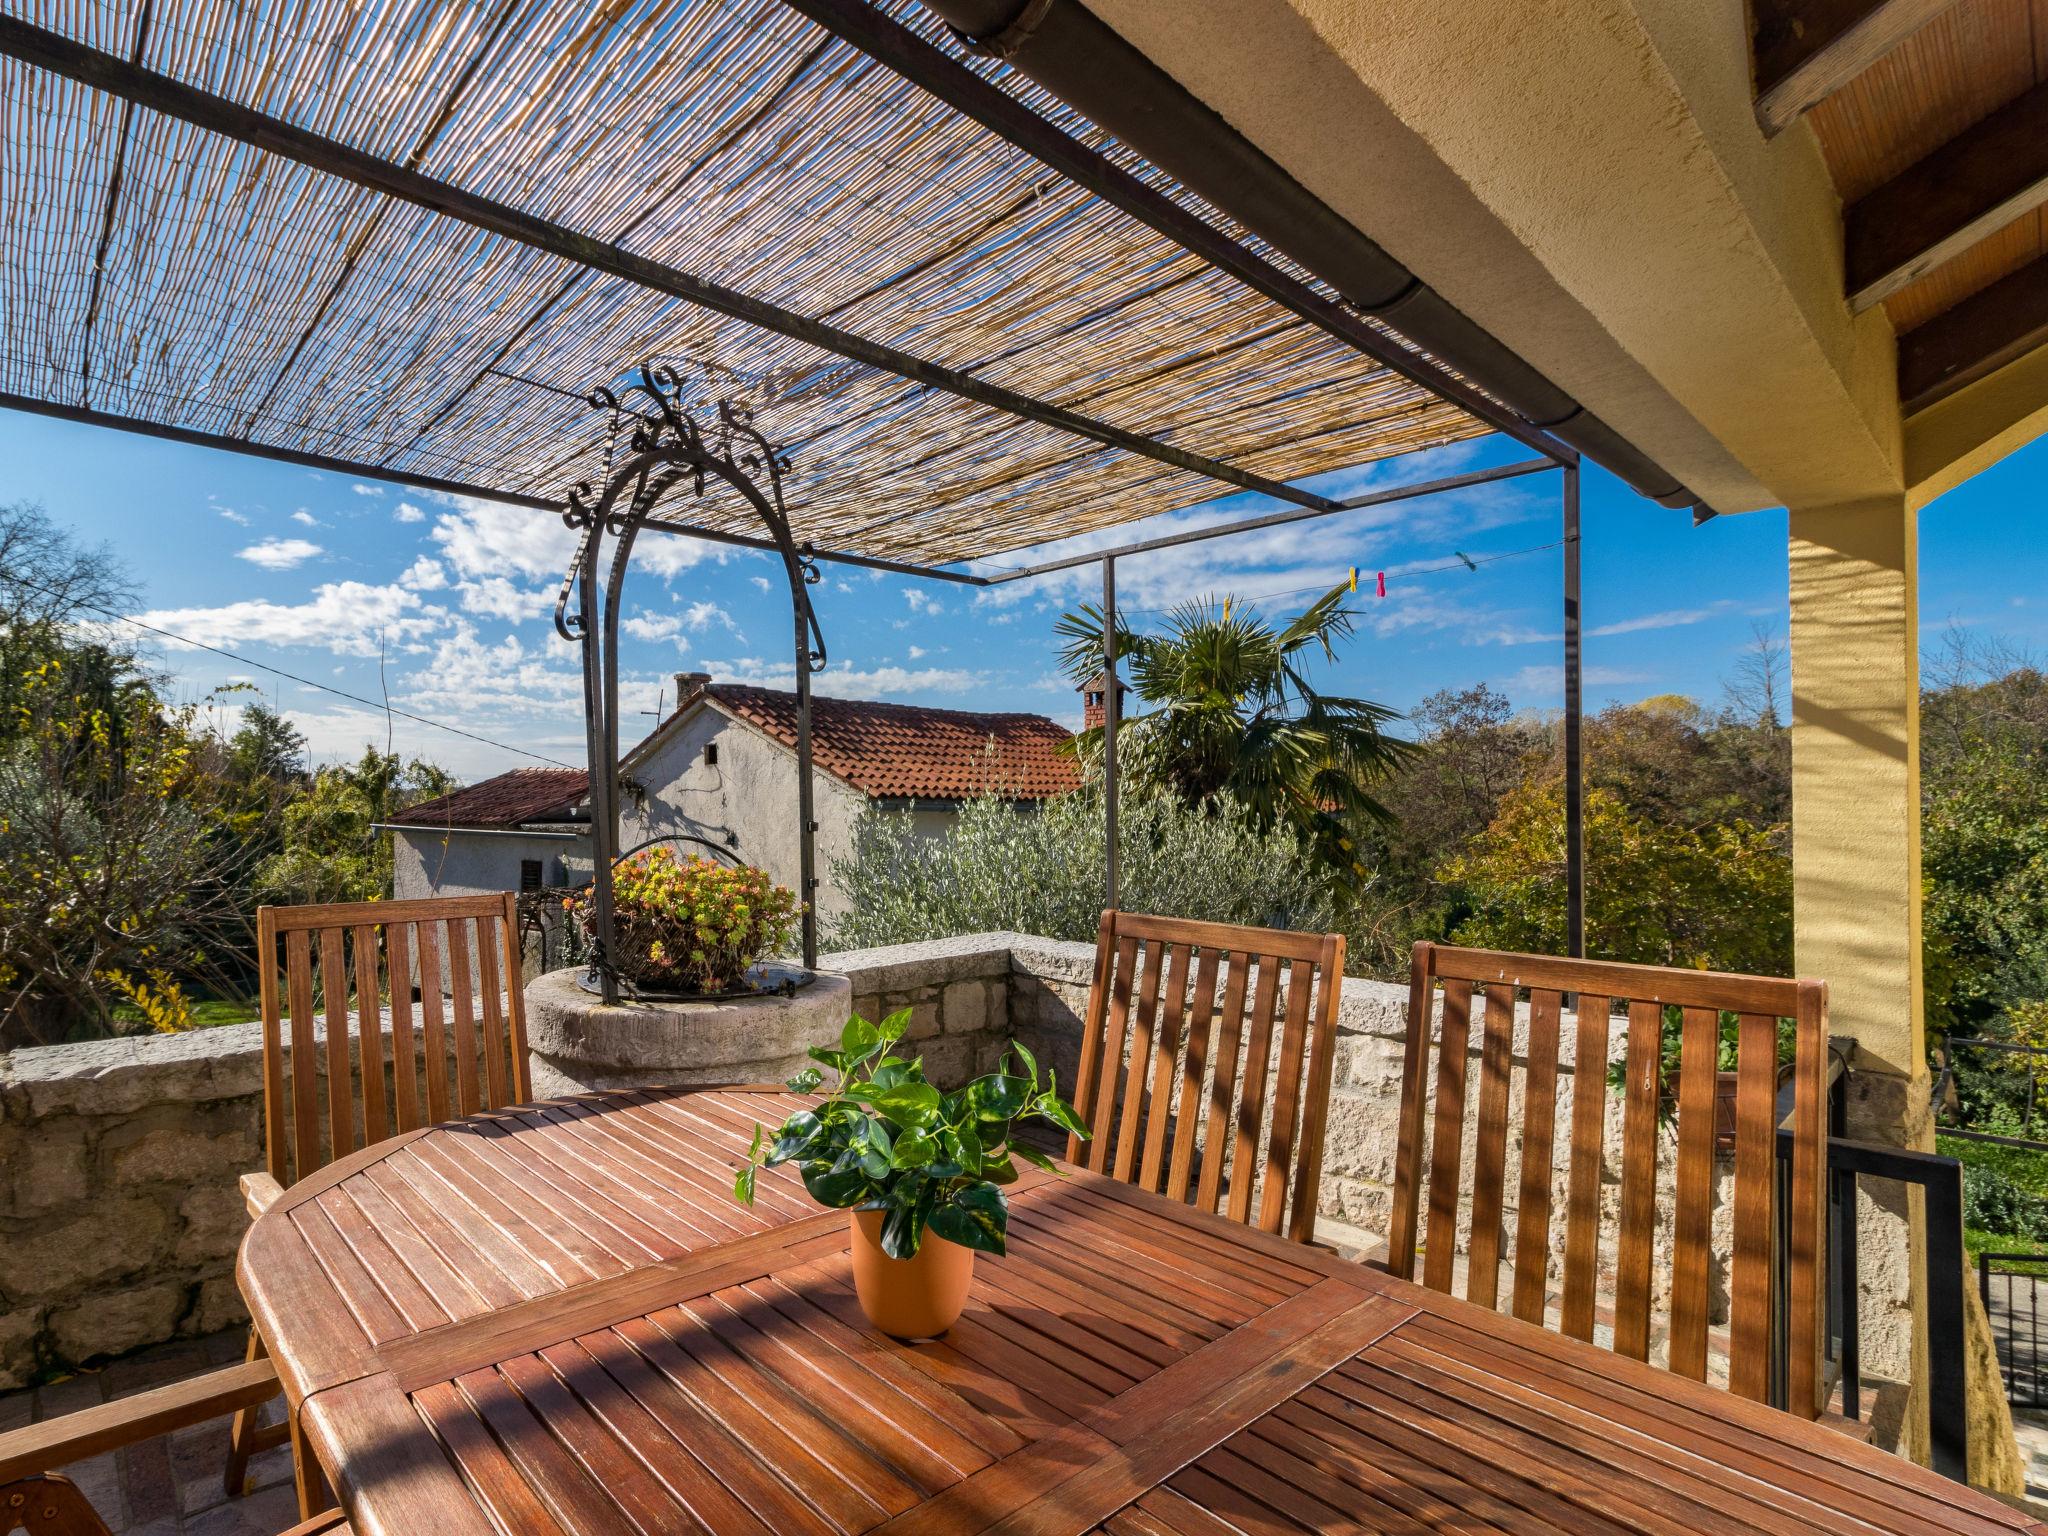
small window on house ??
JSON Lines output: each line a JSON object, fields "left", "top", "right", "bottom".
{"left": 704, "top": 742, "right": 719, "bottom": 767}
{"left": 519, "top": 858, "right": 543, "bottom": 892}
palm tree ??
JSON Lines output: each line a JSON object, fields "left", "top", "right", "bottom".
{"left": 1056, "top": 581, "right": 1415, "bottom": 889}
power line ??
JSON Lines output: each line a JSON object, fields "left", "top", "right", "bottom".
{"left": 11, "top": 575, "right": 582, "bottom": 770}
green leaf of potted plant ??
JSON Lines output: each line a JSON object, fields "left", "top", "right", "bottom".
{"left": 731, "top": 1008, "right": 1089, "bottom": 1338}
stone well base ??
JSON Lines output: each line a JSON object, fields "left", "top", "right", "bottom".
{"left": 523, "top": 967, "right": 853, "bottom": 1096}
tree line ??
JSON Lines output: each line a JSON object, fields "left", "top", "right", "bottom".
{"left": 0, "top": 502, "right": 452, "bottom": 1046}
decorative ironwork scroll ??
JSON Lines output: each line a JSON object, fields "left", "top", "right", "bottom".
{"left": 555, "top": 364, "right": 824, "bottom": 1003}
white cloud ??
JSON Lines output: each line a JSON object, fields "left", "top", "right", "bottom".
{"left": 905, "top": 589, "right": 944, "bottom": 616}
{"left": 634, "top": 535, "right": 725, "bottom": 580}
{"left": 216, "top": 507, "right": 250, "bottom": 526}
{"left": 623, "top": 610, "right": 689, "bottom": 648}
{"left": 396, "top": 624, "right": 588, "bottom": 713}
{"left": 907, "top": 645, "right": 926, "bottom": 659}
{"left": 682, "top": 600, "right": 739, "bottom": 636}
{"left": 394, "top": 501, "right": 426, "bottom": 524}
{"left": 290, "top": 510, "right": 320, "bottom": 527}
{"left": 236, "top": 537, "right": 324, "bottom": 571}
{"left": 1585, "top": 602, "right": 1735, "bottom": 638}
{"left": 750, "top": 575, "right": 771, "bottom": 593}
{"left": 133, "top": 581, "right": 442, "bottom": 657}
{"left": 1507, "top": 663, "right": 1651, "bottom": 697}
{"left": 429, "top": 496, "right": 579, "bottom": 583}
{"left": 351, "top": 483, "right": 384, "bottom": 497}
{"left": 398, "top": 556, "right": 447, "bottom": 591}
{"left": 454, "top": 576, "right": 555, "bottom": 623}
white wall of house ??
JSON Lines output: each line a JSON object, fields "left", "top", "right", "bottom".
{"left": 621, "top": 706, "right": 873, "bottom": 923}
{"left": 391, "top": 827, "right": 591, "bottom": 903}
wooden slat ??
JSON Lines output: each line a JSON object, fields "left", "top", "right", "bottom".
{"left": 267, "top": 894, "right": 517, "bottom": 929}
{"left": 259, "top": 908, "right": 288, "bottom": 1185}
{"left": 1668, "top": 1006, "right": 1720, "bottom": 1380}
{"left": 1196, "top": 951, "right": 1252, "bottom": 1215}
{"left": 1286, "top": 933, "right": 1345, "bottom": 1244}
{"left": 500, "top": 892, "right": 533, "bottom": 1102}
{"left": 1464, "top": 982, "right": 1516, "bottom": 1310}
{"left": 476, "top": 912, "right": 510, "bottom": 1111}
{"left": 1421, "top": 978, "right": 1474, "bottom": 1295}
{"left": 1613, "top": 999, "right": 1664, "bottom": 1362}
{"left": 0, "top": 1359, "right": 281, "bottom": 1481}
{"left": 1430, "top": 945, "right": 1800, "bottom": 1017}
{"left": 1387, "top": 943, "right": 1436, "bottom": 1279}
{"left": 1751, "top": 0, "right": 1960, "bottom": 135}
{"left": 1105, "top": 911, "right": 1327, "bottom": 963}
{"left": 320, "top": 926, "right": 355, "bottom": 1163}
{"left": 1790, "top": 981, "right": 1830, "bottom": 1416}
{"left": 415, "top": 921, "right": 452, "bottom": 1123}
{"left": 1085, "top": 934, "right": 1140, "bottom": 1175}
{"left": 1225, "top": 957, "right": 1282, "bottom": 1228}
{"left": 1728, "top": 1011, "right": 1778, "bottom": 1402}
{"left": 1511, "top": 988, "right": 1563, "bottom": 1324}
{"left": 1165, "top": 947, "right": 1221, "bottom": 1204}
{"left": 446, "top": 918, "right": 480, "bottom": 1118}
{"left": 1560, "top": 994, "right": 1613, "bottom": 1342}
{"left": 1845, "top": 80, "right": 2048, "bottom": 312}
{"left": 1113, "top": 940, "right": 1169, "bottom": 1184}
{"left": 387, "top": 920, "right": 420, "bottom": 1132}
{"left": 1069, "top": 910, "right": 1118, "bottom": 1164}
{"left": 1256, "top": 957, "right": 1316, "bottom": 1236}
{"left": 355, "top": 922, "right": 389, "bottom": 1146}
{"left": 285, "top": 927, "right": 321, "bottom": 1183}
{"left": 1137, "top": 943, "right": 1188, "bottom": 1193}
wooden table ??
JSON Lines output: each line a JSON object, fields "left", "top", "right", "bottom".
{"left": 240, "top": 1085, "right": 2041, "bottom": 1536}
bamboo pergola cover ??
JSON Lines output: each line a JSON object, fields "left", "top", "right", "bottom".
{"left": 1, "top": 0, "right": 1492, "bottom": 565}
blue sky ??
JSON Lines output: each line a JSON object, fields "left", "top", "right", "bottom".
{"left": 3, "top": 402, "right": 2042, "bottom": 781}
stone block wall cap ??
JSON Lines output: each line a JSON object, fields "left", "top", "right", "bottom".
{"left": 819, "top": 932, "right": 1023, "bottom": 991}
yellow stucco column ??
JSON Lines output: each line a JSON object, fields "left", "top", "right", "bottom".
{"left": 1788, "top": 494, "right": 1934, "bottom": 1461}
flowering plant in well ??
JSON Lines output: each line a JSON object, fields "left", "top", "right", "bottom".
{"left": 567, "top": 848, "right": 801, "bottom": 993}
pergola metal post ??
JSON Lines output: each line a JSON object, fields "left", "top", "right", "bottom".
{"left": 1102, "top": 554, "right": 1120, "bottom": 913}
{"left": 1563, "top": 461, "right": 1586, "bottom": 959}
{"left": 795, "top": 592, "right": 821, "bottom": 969}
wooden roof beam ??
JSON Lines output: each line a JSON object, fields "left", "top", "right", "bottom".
{"left": 1898, "top": 256, "right": 2048, "bottom": 413}
{"left": 1846, "top": 81, "right": 2048, "bottom": 312}
{"left": 1752, "top": 0, "right": 1959, "bottom": 136}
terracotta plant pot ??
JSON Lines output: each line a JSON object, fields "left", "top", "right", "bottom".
{"left": 849, "top": 1209, "right": 975, "bottom": 1339}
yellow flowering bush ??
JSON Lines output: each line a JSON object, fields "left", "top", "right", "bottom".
{"left": 572, "top": 847, "right": 801, "bottom": 993}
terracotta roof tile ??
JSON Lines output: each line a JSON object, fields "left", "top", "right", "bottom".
{"left": 383, "top": 767, "right": 589, "bottom": 829}
{"left": 700, "top": 683, "right": 1079, "bottom": 800}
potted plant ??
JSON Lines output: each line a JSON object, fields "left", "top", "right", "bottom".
{"left": 567, "top": 848, "right": 801, "bottom": 994}
{"left": 731, "top": 1008, "right": 1088, "bottom": 1338}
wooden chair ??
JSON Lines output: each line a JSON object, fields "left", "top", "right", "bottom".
{"left": 1389, "top": 941, "right": 1828, "bottom": 1415}
{"left": 0, "top": 1356, "right": 350, "bottom": 1533}
{"left": 1068, "top": 910, "right": 1346, "bottom": 1244}
{"left": 225, "top": 893, "right": 532, "bottom": 1504}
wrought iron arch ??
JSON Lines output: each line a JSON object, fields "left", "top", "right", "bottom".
{"left": 554, "top": 364, "right": 824, "bottom": 1003}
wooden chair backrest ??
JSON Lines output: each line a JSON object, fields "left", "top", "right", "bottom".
{"left": 1070, "top": 909, "right": 1346, "bottom": 1243}
{"left": 256, "top": 894, "right": 532, "bottom": 1186}
{"left": 1391, "top": 942, "right": 1828, "bottom": 1414}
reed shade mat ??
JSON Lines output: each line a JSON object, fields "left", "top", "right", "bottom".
{"left": 0, "top": 0, "right": 1492, "bottom": 569}
{"left": 237, "top": 1087, "right": 2042, "bottom": 1535}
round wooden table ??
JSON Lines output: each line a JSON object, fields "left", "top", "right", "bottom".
{"left": 240, "top": 1085, "right": 2042, "bottom": 1536}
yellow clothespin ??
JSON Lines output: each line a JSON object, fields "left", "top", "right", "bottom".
{"left": 1222, "top": 597, "right": 1232, "bottom": 621}
{"left": 1348, "top": 566, "right": 1357, "bottom": 593}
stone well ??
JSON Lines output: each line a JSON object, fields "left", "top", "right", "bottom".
{"left": 523, "top": 967, "right": 853, "bottom": 1096}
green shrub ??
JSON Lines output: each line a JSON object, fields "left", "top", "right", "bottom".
{"left": 824, "top": 790, "right": 1343, "bottom": 953}
{"left": 1960, "top": 1161, "right": 2048, "bottom": 1242}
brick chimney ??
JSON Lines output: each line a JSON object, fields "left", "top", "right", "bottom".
{"left": 674, "top": 671, "right": 712, "bottom": 706}
{"left": 1080, "top": 671, "right": 1126, "bottom": 730}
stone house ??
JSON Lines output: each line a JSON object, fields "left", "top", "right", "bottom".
{"left": 384, "top": 673, "right": 1081, "bottom": 922}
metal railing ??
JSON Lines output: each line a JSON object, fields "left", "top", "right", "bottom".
{"left": 1776, "top": 1055, "right": 1970, "bottom": 1482}
{"left": 1933, "top": 1035, "right": 2048, "bottom": 1152}
{"left": 1980, "top": 1252, "right": 2048, "bottom": 1409}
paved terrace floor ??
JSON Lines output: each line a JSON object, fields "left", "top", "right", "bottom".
{"left": 0, "top": 1328, "right": 297, "bottom": 1535}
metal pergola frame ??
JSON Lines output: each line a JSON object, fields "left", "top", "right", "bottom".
{"left": 0, "top": 6, "right": 1594, "bottom": 967}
